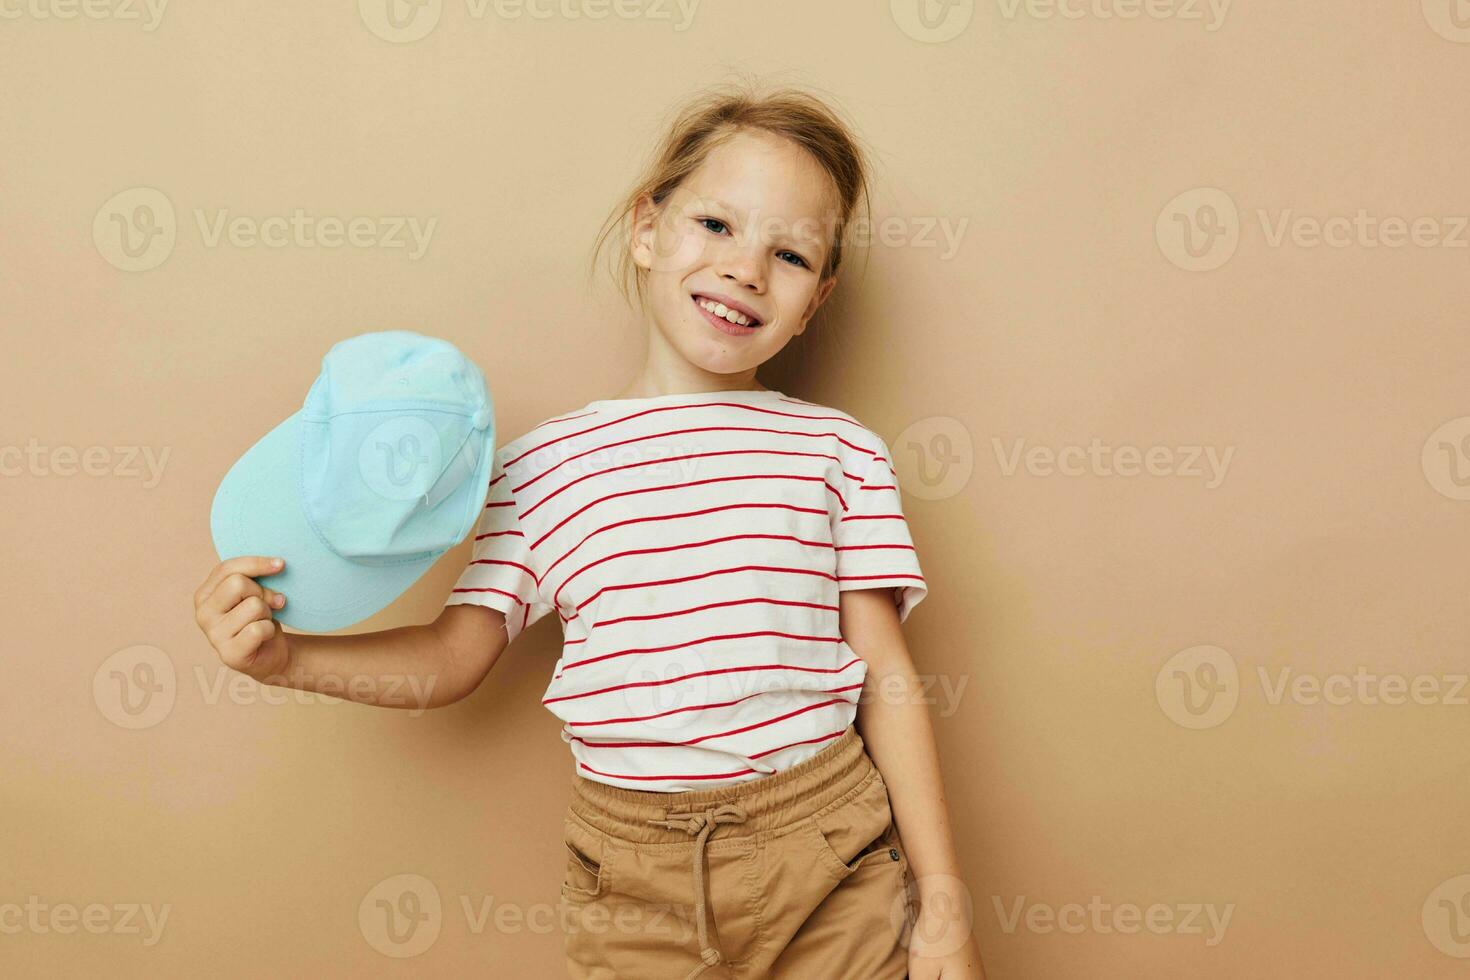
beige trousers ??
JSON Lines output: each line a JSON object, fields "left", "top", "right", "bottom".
{"left": 558, "top": 726, "right": 917, "bottom": 979}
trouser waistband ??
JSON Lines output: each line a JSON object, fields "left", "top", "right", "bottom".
{"left": 566, "top": 726, "right": 872, "bottom": 844}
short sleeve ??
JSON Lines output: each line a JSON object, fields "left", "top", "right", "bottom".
{"left": 445, "top": 452, "right": 553, "bottom": 645}
{"left": 834, "top": 434, "right": 928, "bottom": 623}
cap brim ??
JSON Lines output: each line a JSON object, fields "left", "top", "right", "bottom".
{"left": 210, "top": 411, "right": 437, "bottom": 633}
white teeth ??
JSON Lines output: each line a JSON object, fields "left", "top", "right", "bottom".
{"left": 697, "top": 297, "right": 755, "bottom": 327}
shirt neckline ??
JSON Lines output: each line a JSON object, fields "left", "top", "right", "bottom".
{"left": 585, "top": 388, "right": 786, "bottom": 409}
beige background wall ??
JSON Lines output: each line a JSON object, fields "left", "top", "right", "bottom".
{"left": 3, "top": 1, "right": 1469, "bottom": 977}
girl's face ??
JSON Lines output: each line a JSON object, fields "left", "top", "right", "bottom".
{"left": 630, "top": 129, "right": 840, "bottom": 380}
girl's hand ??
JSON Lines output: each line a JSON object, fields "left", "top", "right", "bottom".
{"left": 908, "top": 888, "right": 987, "bottom": 980}
{"left": 908, "top": 936, "right": 986, "bottom": 979}
{"left": 193, "top": 556, "right": 291, "bottom": 682}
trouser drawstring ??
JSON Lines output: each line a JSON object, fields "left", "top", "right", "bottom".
{"left": 645, "top": 802, "right": 749, "bottom": 979}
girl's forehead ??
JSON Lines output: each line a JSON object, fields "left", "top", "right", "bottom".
{"left": 686, "top": 131, "right": 840, "bottom": 224}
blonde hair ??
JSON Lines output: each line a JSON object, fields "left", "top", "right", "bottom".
{"left": 591, "top": 80, "right": 873, "bottom": 311}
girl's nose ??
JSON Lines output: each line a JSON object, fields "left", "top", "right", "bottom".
{"left": 716, "top": 248, "right": 766, "bottom": 293}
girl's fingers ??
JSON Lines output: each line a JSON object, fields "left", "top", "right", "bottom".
{"left": 212, "top": 593, "right": 274, "bottom": 648}
{"left": 197, "top": 569, "right": 286, "bottom": 624}
{"left": 194, "top": 556, "right": 284, "bottom": 608}
{"left": 223, "top": 617, "right": 280, "bottom": 666}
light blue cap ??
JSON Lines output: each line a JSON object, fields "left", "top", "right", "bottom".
{"left": 210, "top": 330, "right": 495, "bottom": 632}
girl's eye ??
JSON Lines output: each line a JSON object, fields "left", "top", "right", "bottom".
{"left": 699, "top": 217, "right": 810, "bottom": 269}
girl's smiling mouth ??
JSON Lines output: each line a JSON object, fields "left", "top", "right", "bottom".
{"left": 691, "top": 293, "right": 763, "bottom": 336}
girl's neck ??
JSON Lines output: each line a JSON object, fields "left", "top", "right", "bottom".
{"left": 610, "top": 372, "right": 769, "bottom": 400}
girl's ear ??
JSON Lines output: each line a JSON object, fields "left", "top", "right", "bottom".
{"left": 796, "top": 275, "right": 838, "bottom": 335}
{"left": 630, "top": 193, "right": 659, "bottom": 272}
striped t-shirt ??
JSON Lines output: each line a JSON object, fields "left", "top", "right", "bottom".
{"left": 444, "top": 387, "right": 927, "bottom": 792}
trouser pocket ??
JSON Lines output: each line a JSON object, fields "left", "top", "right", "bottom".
{"left": 806, "top": 769, "right": 909, "bottom": 883}
{"left": 766, "top": 767, "right": 915, "bottom": 979}
{"left": 560, "top": 814, "right": 611, "bottom": 903}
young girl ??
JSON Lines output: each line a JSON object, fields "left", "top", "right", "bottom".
{"left": 194, "top": 84, "right": 984, "bottom": 980}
